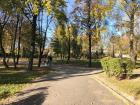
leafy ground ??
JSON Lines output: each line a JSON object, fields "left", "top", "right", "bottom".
{"left": 0, "top": 67, "right": 49, "bottom": 100}
{"left": 95, "top": 72, "right": 140, "bottom": 100}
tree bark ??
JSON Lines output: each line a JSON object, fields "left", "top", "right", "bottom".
{"left": 38, "top": 13, "right": 51, "bottom": 67}
{"left": 112, "top": 43, "right": 115, "bottom": 57}
{"left": 88, "top": 32, "right": 92, "bottom": 67}
{"left": 28, "top": 15, "right": 37, "bottom": 71}
{"left": 129, "top": 8, "right": 136, "bottom": 66}
{"left": 0, "top": 27, "right": 9, "bottom": 68}
{"left": 67, "top": 25, "right": 71, "bottom": 63}
{"left": 87, "top": 0, "right": 92, "bottom": 67}
{"left": 38, "top": 45, "right": 43, "bottom": 67}
{"left": 16, "top": 26, "right": 21, "bottom": 64}
{"left": 12, "top": 15, "right": 19, "bottom": 68}
{"left": 38, "top": 32, "right": 47, "bottom": 67}
{"left": 17, "top": 17, "right": 23, "bottom": 64}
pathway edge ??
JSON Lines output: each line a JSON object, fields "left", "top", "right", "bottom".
{"left": 91, "top": 75, "right": 139, "bottom": 105}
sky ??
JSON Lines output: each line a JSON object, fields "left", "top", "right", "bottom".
{"left": 44, "top": 0, "right": 140, "bottom": 42}
{"left": 67, "top": 0, "right": 75, "bottom": 13}
{"left": 44, "top": 0, "right": 75, "bottom": 40}
{"left": 65, "top": 0, "right": 119, "bottom": 36}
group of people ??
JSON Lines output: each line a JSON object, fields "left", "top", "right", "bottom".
{"left": 42, "top": 55, "right": 52, "bottom": 67}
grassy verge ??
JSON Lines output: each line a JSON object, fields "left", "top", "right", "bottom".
{"left": 54, "top": 59, "right": 102, "bottom": 68}
{"left": 95, "top": 72, "right": 140, "bottom": 100}
{"left": 136, "top": 60, "right": 140, "bottom": 69}
{"left": 0, "top": 67, "right": 49, "bottom": 100}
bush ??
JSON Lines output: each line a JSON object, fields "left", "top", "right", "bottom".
{"left": 101, "top": 57, "right": 112, "bottom": 76}
{"left": 109, "top": 58, "right": 125, "bottom": 78}
{"left": 122, "top": 58, "right": 134, "bottom": 77}
{"left": 101, "top": 57, "right": 134, "bottom": 79}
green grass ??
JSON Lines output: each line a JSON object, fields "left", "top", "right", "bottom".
{"left": 0, "top": 67, "right": 49, "bottom": 100}
{"left": 96, "top": 73, "right": 140, "bottom": 99}
{"left": 136, "top": 60, "right": 140, "bottom": 69}
{"left": 54, "top": 59, "right": 102, "bottom": 68}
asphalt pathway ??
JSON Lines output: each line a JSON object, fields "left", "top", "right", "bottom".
{"left": 7, "top": 65, "right": 125, "bottom": 105}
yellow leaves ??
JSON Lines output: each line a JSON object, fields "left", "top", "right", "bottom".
{"left": 77, "top": 0, "right": 114, "bottom": 17}
{"left": 44, "top": 0, "right": 53, "bottom": 14}
{"left": 100, "top": 27, "right": 107, "bottom": 33}
{"left": 55, "top": 24, "right": 66, "bottom": 40}
{"left": 43, "top": 0, "right": 66, "bottom": 15}
{"left": 77, "top": 36, "right": 81, "bottom": 42}
{"left": 32, "top": 1, "right": 39, "bottom": 15}
{"left": 91, "top": 3, "right": 112, "bottom": 19}
{"left": 25, "top": 0, "right": 30, "bottom": 5}
{"left": 24, "top": 0, "right": 66, "bottom": 16}
{"left": 92, "top": 26, "right": 107, "bottom": 43}
{"left": 92, "top": 28, "right": 100, "bottom": 43}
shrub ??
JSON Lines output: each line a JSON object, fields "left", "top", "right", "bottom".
{"left": 108, "top": 58, "right": 123, "bottom": 77}
{"left": 122, "top": 58, "right": 134, "bottom": 77}
{"left": 101, "top": 57, "right": 134, "bottom": 79}
{"left": 101, "top": 57, "right": 112, "bottom": 76}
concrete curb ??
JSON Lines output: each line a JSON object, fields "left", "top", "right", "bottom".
{"left": 91, "top": 75, "right": 140, "bottom": 105}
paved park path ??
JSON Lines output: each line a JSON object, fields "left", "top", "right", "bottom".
{"left": 7, "top": 65, "right": 125, "bottom": 105}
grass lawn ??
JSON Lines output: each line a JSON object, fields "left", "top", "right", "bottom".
{"left": 54, "top": 59, "right": 102, "bottom": 68}
{"left": 95, "top": 72, "right": 140, "bottom": 100}
{"left": 0, "top": 67, "right": 49, "bottom": 100}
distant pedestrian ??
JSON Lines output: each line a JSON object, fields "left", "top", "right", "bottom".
{"left": 47, "top": 55, "right": 52, "bottom": 67}
{"left": 95, "top": 51, "right": 99, "bottom": 59}
{"left": 42, "top": 55, "right": 47, "bottom": 66}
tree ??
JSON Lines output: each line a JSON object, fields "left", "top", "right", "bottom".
{"left": 25, "top": 0, "right": 66, "bottom": 70}
{"left": 73, "top": 0, "right": 114, "bottom": 67}
{"left": 51, "top": 24, "right": 67, "bottom": 60}
{"left": 16, "top": 16, "right": 23, "bottom": 64}
{"left": 12, "top": 15, "right": 20, "bottom": 68}
{"left": 110, "top": 35, "right": 120, "bottom": 57}
{"left": 0, "top": 12, "right": 9, "bottom": 68}
{"left": 119, "top": 0, "right": 140, "bottom": 65}
{"left": 65, "top": 23, "right": 71, "bottom": 62}
{"left": 70, "top": 24, "right": 82, "bottom": 58}
{"left": 37, "top": 12, "right": 52, "bottom": 67}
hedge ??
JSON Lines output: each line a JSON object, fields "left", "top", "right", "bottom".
{"left": 101, "top": 57, "right": 134, "bottom": 79}
{"left": 100, "top": 57, "right": 112, "bottom": 76}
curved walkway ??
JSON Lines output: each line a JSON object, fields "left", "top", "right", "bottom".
{"left": 7, "top": 65, "right": 125, "bottom": 105}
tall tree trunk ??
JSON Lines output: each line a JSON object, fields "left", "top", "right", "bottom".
{"left": 17, "top": 17, "right": 23, "bottom": 64}
{"left": 38, "top": 45, "right": 43, "bottom": 67}
{"left": 38, "top": 30, "right": 49, "bottom": 67}
{"left": 12, "top": 15, "right": 19, "bottom": 68}
{"left": 129, "top": 10, "right": 136, "bottom": 65}
{"left": 87, "top": 0, "right": 92, "bottom": 67}
{"left": 16, "top": 26, "right": 21, "bottom": 64}
{"left": 38, "top": 11, "right": 44, "bottom": 67}
{"left": 0, "top": 28, "right": 9, "bottom": 68}
{"left": 67, "top": 26, "right": 71, "bottom": 63}
{"left": 28, "top": 15, "right": 37, "bottom": 71}
{"left": 88, "top": 32, "right": 92, "bottom": 67}
{"left": 38, "top": 31, "right": 47, "bottom": 67}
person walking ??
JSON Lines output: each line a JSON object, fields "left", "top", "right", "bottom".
{"left": 47, "top": 55, "right": 52, "bottom": 67}
{"left": 42, "top": 55, "right": 47, "bottom": 66}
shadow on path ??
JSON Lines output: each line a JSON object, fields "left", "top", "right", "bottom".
{"left": 6, "top": 87, "right": 48, "bottom": 105}
{"left": 8, "top": 92, "right": 46, "bottom": 105}
{"left": 16, "top": 87, "right": 49, "bottom": 96}
{"left": 33, "top": 65, "right": 103, "bottom": 83}
{"left": 5, "top": 65, "right": 102, "bottom": 105}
